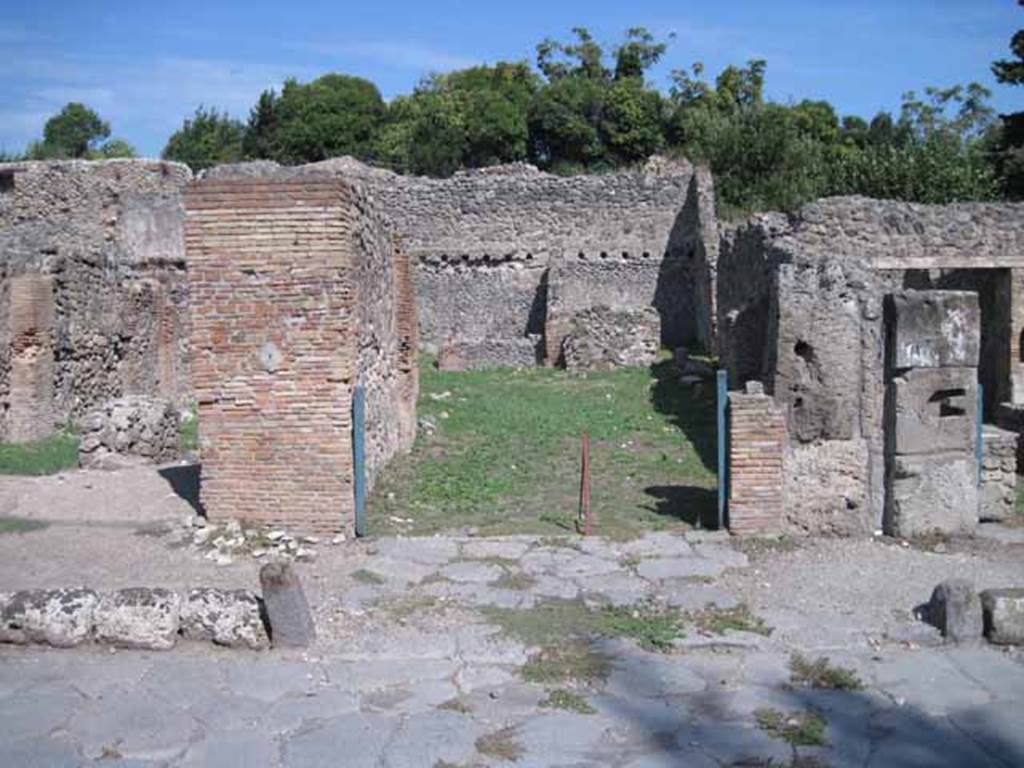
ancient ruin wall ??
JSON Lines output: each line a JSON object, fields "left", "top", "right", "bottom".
{"left": 0, "top": 159, "right": 191, "bottom": 441}
{"left": 717, "top": 196, "right": 1024, "bottom": 535}
{"left": 207, "top": 157, "right": 716, "bottom": 362}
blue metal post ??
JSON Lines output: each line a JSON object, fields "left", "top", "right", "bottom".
{"left": 353, "top": 385, "right": 367, "bottom": 537}
{"left": 716, "top": 369, "right": 728, "bottom": 530}
{"left": 976, "top": 383, "right": 984, "bottom": 488}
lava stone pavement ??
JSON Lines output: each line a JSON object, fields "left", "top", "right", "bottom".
{"left": 2, "top": 528, "right": 1024, "bottom": 767}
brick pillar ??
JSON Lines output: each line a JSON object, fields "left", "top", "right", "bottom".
{"left": 6, "top": 275, "right": 56, "bottom": 442}
{"left": 185, "top": 179, "right": 358, "bottom": 533}
{"left": 728, "top": 383, "right": 786, "bottom": 535}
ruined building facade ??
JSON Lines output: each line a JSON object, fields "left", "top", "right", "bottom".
{"left": 717, "top": 198, "right": 1024, "bottom": 536}
{"left": 0, "top": 160, "right": 191, "bottom": 443}
{"left": 3, "top": 156, "right": 1024, "bottom": 538}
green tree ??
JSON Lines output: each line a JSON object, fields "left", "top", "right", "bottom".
{"left": 92, "top": 139, "right": 137, "bottom": 159}
{"left": 992, "top": 13, "right": 1024, "bottom": 199}
{"left": 33, "top": 103, "right": 111, "bottom": 158}
{"left": 163, "top": 107, "right": 245, "bottom": 171}
{"left": 528, "top": 27, "right": 668, "bottom": 172}
{"left": 377, "top": 62, "right": 539, "bottom": 176}
{"left": 242, "top": 74, "right": 386, "bottom": 165}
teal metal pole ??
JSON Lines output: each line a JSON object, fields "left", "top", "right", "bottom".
{"left": 353, "top": 385, "right": 367, "bottom": 537}
{"left": 716, "top": 369, "right": 728, "bottom": 530}
{"left": 976, "top": 383, "right": 984, "bottom": 488}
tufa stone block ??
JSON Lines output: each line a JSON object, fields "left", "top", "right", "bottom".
{"left": 981, "top": 588, "right": 1024, "bottom": 645}
{"left": 924, "top": 579, "right": 982, "bottom": 644}
{"left": 180, "top": 588, "right": 270, "bottom": 650}
{"left": 259, "top": 562, "right": 316, "bottom": 648}
{"left": 886, "top": 453, "right": 977, "bottom": 537}
{"left": 0, "top": 588, "right": 98, "bottom": 648}
{"left": 890, "top": 368, "right": 978, "bottom": 456}
{"left": 93, "top": 587, "right": 181, "bottom": 650}
{"left": 887, "top": 290, "right": 980, "bottom": 369}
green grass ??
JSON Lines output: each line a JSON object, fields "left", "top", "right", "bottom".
{"left": 687, "top": 604, "right": 774, "bottom": 637}
{"left": 484, "top": 598, "right": 685, "bottom": 654}
{"left": 0, "top": 516, "right": 49, "bottom": 535}
{"left": 539, "top": 689, "right": 597, "bottom": 715}
{"left": 521, "top": 640, "right": 613, "bottom": 685}
{"left": 368, "top": 357, "right": 717, "bottom": 538}
{"left": 351, "top": 568, "right": 387, "bottom": 585}
{"left": 179, "top": 406, "right": 198, "bottom": 453}
{"left": 0, "top": 431, "right": 79, "bottom": 476}
{"left": 789, "top": 653, "right": 864, "bottom": 691}
{"left": 755, "top": 708, "right": 827, "bottom": 747}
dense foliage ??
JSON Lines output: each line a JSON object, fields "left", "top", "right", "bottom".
{"left": 18, "top": 103, "right": 137, "bottom": 160}
{"left": 10, "top": 21, "right": 1021, "bottom": 215}
{"left": 162, "top": 107, "right": 245, "bottom": 171}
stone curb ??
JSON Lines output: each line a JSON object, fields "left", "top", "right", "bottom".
{"left": 1, "top": 586, "right": 271, "bottom": 652}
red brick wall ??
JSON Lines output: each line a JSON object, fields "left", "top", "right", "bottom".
{"left": 6, "top": 275, "right": 56, "bottom": 442}
{"left": 185, "top": 179, "right": 358, "bottom": 532}
{"left": 728, "top": 389, "right": 786, "bottom": 535}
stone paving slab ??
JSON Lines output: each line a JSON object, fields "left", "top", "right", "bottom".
{"left": 2, "top": 529, "right": 1023, "bottom": 766}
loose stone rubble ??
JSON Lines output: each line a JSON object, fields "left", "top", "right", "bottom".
{"left": 77, "top": 396, "right": 181, "bottom": 469}
{"left": 981, "top": 588, "right": 1024, "bottom": 645}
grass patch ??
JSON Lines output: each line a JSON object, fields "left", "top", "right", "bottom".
{"left": 687, "top": 604, "right": 773, "bottom": 637}
{"left": 756, "top": 708, "right": 827, "bottom": 747}
{"left": 376, "top": 594, "right": 438, "bottom": 620}
{"left": 437, "top": 698, "right": 473, "bottom": 714}
{"left": 492, "top": 570, "right": 536, "bottom": 591}
{"left": 351, "top": 568, "right": 387, "bottom": 586}
{"left": 475, "top": 726, "right": 525, "bottom": 762}
{"left": 483, "top": 598, "right": 684, "bottom": 654}
{"left": 368, "top": 358, "right": 717, "bottom": 538}
{"left": 539, "top": 689, "right": 596, "bottom": 715}
{"left": 0, "top": 431, "right": 79, "bottom": 476}
{"left": 0, "top": 516, "right": 49, "bottom": 535}
{"left": 789, "top": 653, "right": 864, "bottom": 691}
{"left": 521, "top": 640, "right": 612, "bottom": 686}
{"left": 179, "top": 406, "right": 198, "bottom": 453}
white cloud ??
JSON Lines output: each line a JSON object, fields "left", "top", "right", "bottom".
{"left": 294, "top": 39, "right": 480, "bottom": 73}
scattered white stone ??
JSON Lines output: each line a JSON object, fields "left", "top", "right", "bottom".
{"left": 214, "top": 554, "right": 234, "bottom": 567}
{"left": 225, "top": 520, "right": 242, "bottom": 536}
{"left": 302, "top": 536, "right": 321, "bottom": 545}
{"left": 252, "top": 548, "right": 268, "bottom": 558}
{"left": 296, "top": 548, "right": 317, "bottom": 561}
{"left": 332, "top": 534, "right": 347, "bottom": 545}
{"left": 268, "top": 531, "right": 286, "bottom": 541}
{"left": 193, "top": 528, "right": 212, "bottom": 545}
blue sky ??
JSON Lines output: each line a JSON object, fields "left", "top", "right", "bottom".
{"left": 1, "top": 1, "right": 1020, "bottom": 157}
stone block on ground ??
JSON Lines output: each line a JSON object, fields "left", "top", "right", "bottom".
{"left": 886, "top": 453, "right": 978, "bottom": 537}
{"left": 260, "top": 562, "right": 316, "bottom": 648}
{"left": 78, "top": 396, "right": 181, "bottom": 470}
{"left": 981, "top": 588, "right": 1024, "bottom": 645}
{"left": 0, "top": 588, "right": 98, "bottom": 647}
{"left": 180, "top": 588, "right": 270, "bottom": 650}
{"left": 923, "top": 579, "right": 982, "bottom": 644}
{"left": 93, "top": 587, "right": 180, "bottom": 650}
{"left": 561, "top": 306, "right": 660, "bottom": 372}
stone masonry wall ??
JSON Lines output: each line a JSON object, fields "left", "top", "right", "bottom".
{"left": 186, "top": 178, "right": 360, "bottom": 533}
{"left": 206, "top": 156, "right": 716, "bottom": 364}
{"left": 0, "top": 160, "right": 192, "bottom": 442}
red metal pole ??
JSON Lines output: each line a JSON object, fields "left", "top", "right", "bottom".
{"left": 579, "top": 431, "right": 592, "bottom": 536}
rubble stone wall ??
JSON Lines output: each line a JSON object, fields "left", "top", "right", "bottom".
{"left": 206, "top": 157, "right": 717, "bottom": 364}
{"left": 0, "top": 159, "right": 192, "bottom": 442}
